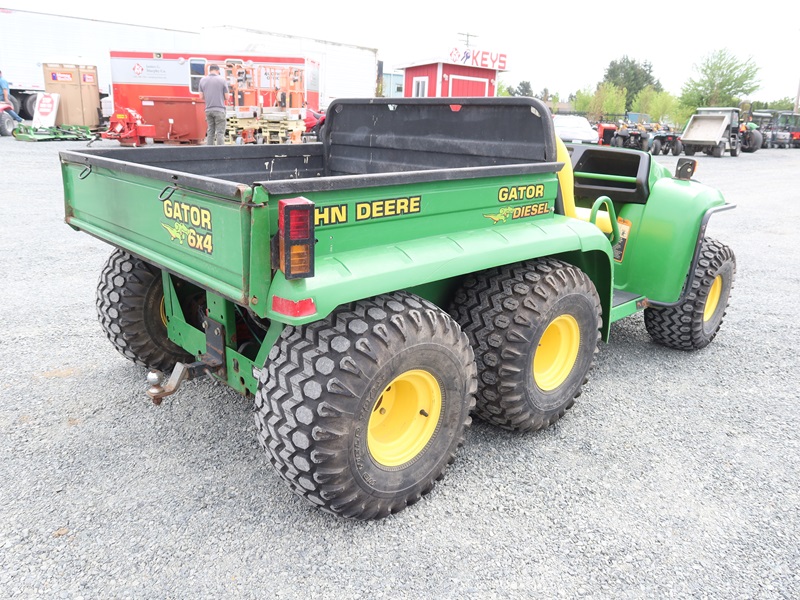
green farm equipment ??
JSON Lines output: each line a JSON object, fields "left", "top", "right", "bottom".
{"left": 14, "top": 123, "right": 97, "bottom": 142}
{"left": 60, "top": 97, "right": 735, "bottom": 520}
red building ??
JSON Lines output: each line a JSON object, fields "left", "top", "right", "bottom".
{"left": 402, "top": 47, "right": 508, "bottom": 98}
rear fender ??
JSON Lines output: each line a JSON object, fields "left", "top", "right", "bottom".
{"left": 261, "top": 215, "right": 614, "bottom": 327}
{"left": 553, "top": 249, "right": 613, "bottom": 342}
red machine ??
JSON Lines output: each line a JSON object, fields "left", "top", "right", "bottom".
{"left": 138, "top": 96, "right": 206, "bottom": 144}
{"left": 596, "top": 122, "right": 617, "bottom": 145}
{"left": 303, "top": 109, "right": 325, "bottom": 134}
{"left": 101, "top": 107, "right": 155, "bottom": 147}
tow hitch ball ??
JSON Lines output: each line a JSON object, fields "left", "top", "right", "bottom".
{"left": 145, "top": 318, "right": 226, "bottom": 404}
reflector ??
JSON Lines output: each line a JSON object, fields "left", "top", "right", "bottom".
{"left": 272, "top": 296, "right": 316, "bottom": 317}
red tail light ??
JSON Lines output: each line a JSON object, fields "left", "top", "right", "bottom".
{"left": 276, "top": 197, "right": 315, "bottom": 279}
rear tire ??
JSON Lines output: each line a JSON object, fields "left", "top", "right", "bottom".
{"left": 644, "top": 238, "right": 735, "bottom": 350}
{"left": 96, "top": 248, "right": 192, "bottom": 371}
{"left": 742, "top": 130, "right": 762, "bottom": 153}
{"left": 255, "top": 291, "right": 477, "bottom": 520}
{"left": 7, "top": 92, "right": 21, "bottom": 115}
{"left": 684, "top": 145, "right": 696, "bottom": 156}
{"left": 23, "top": 93, "right": 37, "bottom": 120}
{"left": 651, "top": 139, "right": 662, "bottom": 155}
{"left": 672, "top": 140, "right": 683, "bottom": 156}
{"left": 450, "top": 259, "right": 601, "bottom": 432}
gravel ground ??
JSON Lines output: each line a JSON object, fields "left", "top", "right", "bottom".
{"left": 1, "top": 135, "right": 798, "bottom": 599}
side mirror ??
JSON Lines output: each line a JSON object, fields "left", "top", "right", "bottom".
{"left": 675, "top": 158, "right": 696, "bottom": 180}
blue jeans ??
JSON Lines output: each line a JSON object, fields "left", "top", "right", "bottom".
{"left": 205, "top": 110, "right": 226, "bottom": 146}
{"left": 3, "top": 107, "right": 23, "bottom": 122}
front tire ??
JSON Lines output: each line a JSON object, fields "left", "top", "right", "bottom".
{"left": 644, "top": 238, "right": 735, "bottom": 350}
{"left": 96, "top": 248, "right": 191, "bottom": 371}
{"left": 651, "top": 139, "right": 662, "bottom": 155}
{"left": 255, "top": 291, "right": 477, "bottom": 520}
{"left": 450, "top": 259, "right": 602, "bottom": 432}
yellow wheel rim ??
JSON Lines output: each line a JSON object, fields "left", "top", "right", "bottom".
{"left": 533, "top": 315, "right": 581, "bottom": 391}
{"left": 367, "top": 369, "right": 442, "bottom": 468}
{"left": 703, "top": 275, "right": 722, "bottom": 322}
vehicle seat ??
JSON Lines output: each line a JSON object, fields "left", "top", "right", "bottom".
{"left": 555, "top": 137, "right": 614, "bottom": 234}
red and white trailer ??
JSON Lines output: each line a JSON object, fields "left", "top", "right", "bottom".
{"left": 109, "top": 51, "right": 320, "bottom": 114}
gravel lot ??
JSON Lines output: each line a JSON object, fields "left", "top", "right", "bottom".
{"left": 1, "top": 135, "right": 798, "bottom": 599}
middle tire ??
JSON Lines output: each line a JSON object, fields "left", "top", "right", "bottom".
{"left": 450, "top": 258, "right": 602, "bottom": 432}
{"left": 254, "top": 291, "right": 477, "bottom": 520}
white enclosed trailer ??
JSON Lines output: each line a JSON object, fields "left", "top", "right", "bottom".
{"left": 0, "top": 8, "right": 379, "bottom": 118}
{"left": 0, "top": 8, "right": 199, "bottom": 118}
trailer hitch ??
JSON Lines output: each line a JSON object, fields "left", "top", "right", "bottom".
{"left": 145, "top": 317, "right": 227, "bottom": 404}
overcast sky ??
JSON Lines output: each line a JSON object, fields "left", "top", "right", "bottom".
{"left": 2, "top": 1, "right": 798, "bottom": 101}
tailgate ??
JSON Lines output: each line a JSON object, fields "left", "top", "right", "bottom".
{"left": 681, "top": 115, "right": 728, "bottom": 145}
{"left": 61, "top": 150, "right": 262, "bottom": 305}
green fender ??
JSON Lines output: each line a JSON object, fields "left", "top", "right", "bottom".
{"left": 261, "top": 214, "right": 615, "bottom": 332}
{"left": 618, "top": 177, "right": 729, "bottom": 304}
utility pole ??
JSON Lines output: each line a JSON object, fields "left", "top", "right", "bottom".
{"left": 458, "top": 33, "right": 478, "bottom": 48}
{"left": 795, "top": 77, "right": 799, "bottom": 113}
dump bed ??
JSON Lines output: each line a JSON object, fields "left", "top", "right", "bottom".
{"left": 61, "top": 97, "right": 610, "bottom": 324}
{"left": 680, "top": 113, "right": 731, "bottom": 145}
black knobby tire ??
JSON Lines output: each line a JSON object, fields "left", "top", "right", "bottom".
{"left": 651, "top": 139, "right": 662, "bottom": 155}
{"left": 450, "top": 259, "right": 602, "bottom": 432}
{"left": 96, "top": 248, "right": 191, "bottom": 371}
{"left": 254, "top": 291, "right": 477, "bottom": 520}
{"left": 644, "top": 238, "right": 735, "bottom": 350}
{"left": 742, "top": 130, "right": 763, "bottom": 153}
{"left": 672, "top": 140, "right": 683, "bottom": 156}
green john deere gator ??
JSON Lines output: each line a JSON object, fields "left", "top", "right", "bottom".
{"left": 60, "top": 97, "right": 735, "bottom": 520}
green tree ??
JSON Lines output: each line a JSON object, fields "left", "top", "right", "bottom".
{"left": 632, "top": 86, "right": 679, "bottom": 124}
{"left": 589, "top": 82, "right": 626, "bottom": 121}
{"left": 496, "top": 81, "right": 513, "bottom": 97}
{"left": 512, "top": 81, "right": 534, "bottom": 97}
{"left": 752, "top": 98, "right": 794, "bottom": 111}
{"left": 679, "top": 49, "right": 760, "bottom": 109}
{"left": 572, "top": 87, "right": 594, "bottom": 114}
{"left": 604, "top": 56, "right": 662, "bottom": 112}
